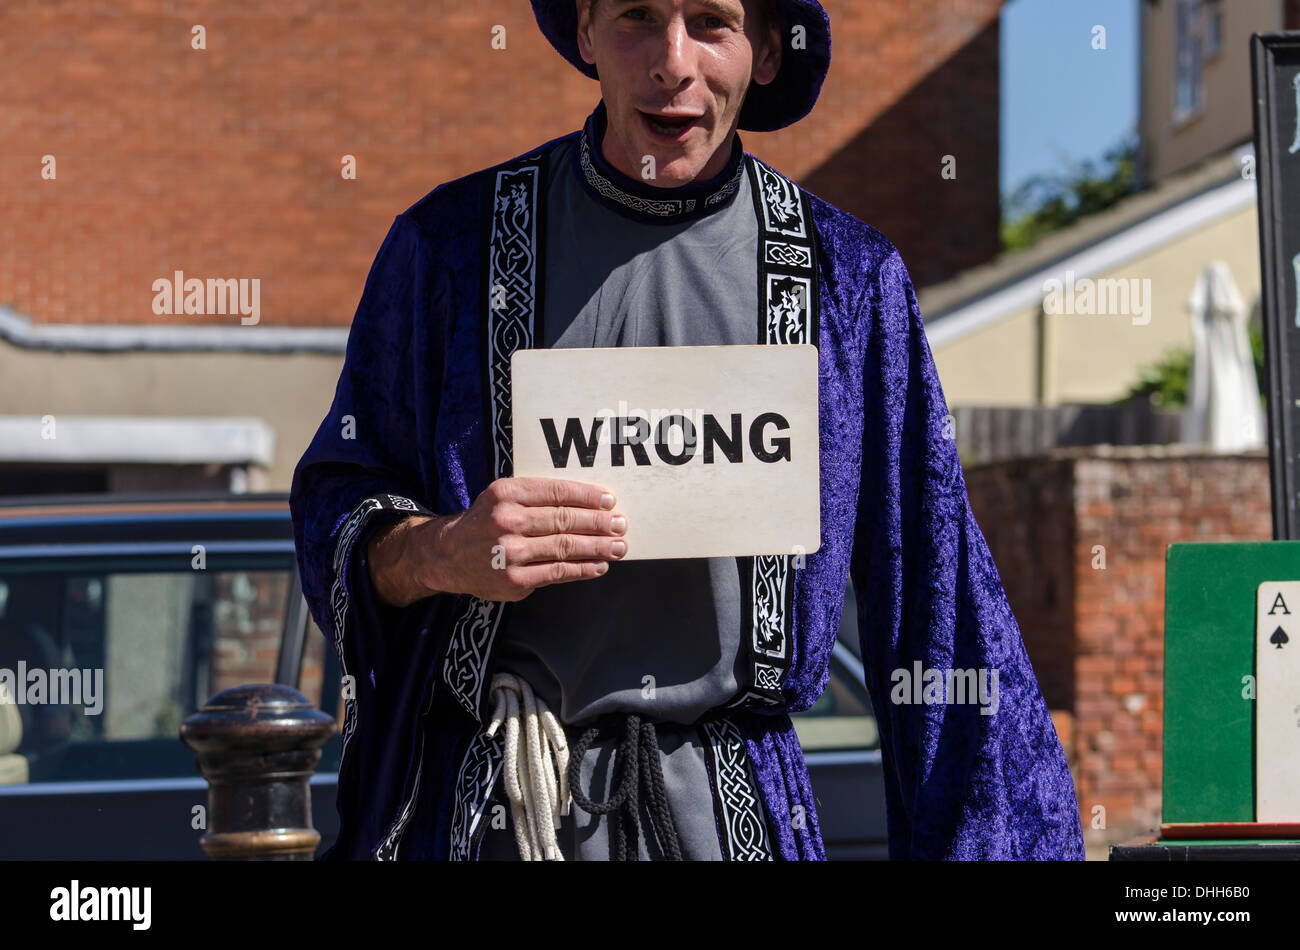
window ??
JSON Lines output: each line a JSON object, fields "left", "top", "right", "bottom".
{"left": 0, "top": 563, "right": 296, "bottom": 783}
{"left": 789, "top": 584, "right": 880, "bottom": 752}
{"left": 1174, "top": 0, "right": 1205, "bottom": 122}
{"left": 1204, "top": 0, "right": 1223, "bottom": 59}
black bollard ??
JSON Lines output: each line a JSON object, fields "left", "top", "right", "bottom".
{"left": 180, "top": 683, "right": 336, "bottom": 860}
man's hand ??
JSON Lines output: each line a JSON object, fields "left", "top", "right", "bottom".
{"left": 366, "top": 476, "right": 629, "bottom": 608}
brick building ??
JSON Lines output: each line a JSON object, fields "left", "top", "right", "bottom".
{"left": 0, "top": 0, "right": 1006, "bottom": 493}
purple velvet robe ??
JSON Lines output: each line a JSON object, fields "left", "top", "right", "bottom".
{"left": 289, "top": 109, "right": 1085, "bottom": 861}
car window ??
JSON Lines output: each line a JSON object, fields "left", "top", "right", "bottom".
{"left": 788, "top": 584, "right": 879, "bottom": 752}
{"left": 300, "top": 614, "right": 327, "bottom": 715}
{"left": 0, "top": 563, "right": 295, "bottom": 784}
{"left": 791, "top": 649, "right": 880, "bottom": 752}
{"left": 302, "top": 614, "right": 344, "bottom": 774}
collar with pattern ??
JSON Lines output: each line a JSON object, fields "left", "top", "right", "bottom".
{"left": 573, "top": 99, "right": 747, "bottom": 225}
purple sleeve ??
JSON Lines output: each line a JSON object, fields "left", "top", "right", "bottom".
{"left": 289, "top": 213, "right": 439, "bottom": 698}
{"left": 849, "top": 247, "right": 1085, "bottom": 860}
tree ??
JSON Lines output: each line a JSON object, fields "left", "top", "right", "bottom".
{"left": 1002, "top": 134, "right": 1139, "bottom": 252}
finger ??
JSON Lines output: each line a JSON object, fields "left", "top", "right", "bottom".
{"left": 511, "top": 559, "right": 612, "bottom": 590}
{"left": 498, "top": 476, "right": 616, "bottom": 511}
{"left": 514, "top": 506, "right": 627, "bottom": 538}
{"left": 509, "top": 534, "right": 628, "bottom": 565}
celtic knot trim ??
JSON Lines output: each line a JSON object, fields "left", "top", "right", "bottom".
{"left": 700, "top": 717, "right": 774, "bottom": 861}
{"left": 442, "top": 158, "right": 543, "bottom": 723}
{"left": 449, "top": 728, "right": 506, "bottom": 860}
{"left": 323, "top": 491, "right": 434, "bottom": 861}
{"left": 727, "top": 155, "right": 820, "bottom": 712}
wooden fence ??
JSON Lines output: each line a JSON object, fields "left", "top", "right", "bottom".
{"left": 952, "top": 401, "right": 1184, "bottom": 466}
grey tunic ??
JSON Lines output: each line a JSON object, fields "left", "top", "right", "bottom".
{"left": 477, "top": 113, "right": 763, "bottom": 860}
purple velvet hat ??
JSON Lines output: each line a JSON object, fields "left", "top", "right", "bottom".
{"left": 529, "top": 0, "right": 832, "bottom": 132}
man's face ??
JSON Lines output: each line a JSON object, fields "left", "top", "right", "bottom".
{"left": 576, "top": 0, "right": 781, "bottom": 187}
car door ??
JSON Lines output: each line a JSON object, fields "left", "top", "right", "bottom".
{"left": 790, "top": 583, "right": 890, "bottom": 859}
{"left": 0, "top": 506, "right": 316, "bottom": 859}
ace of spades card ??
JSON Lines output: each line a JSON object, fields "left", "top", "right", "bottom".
{"left": 1256, "top": 581, "right": 1300, "bottom": 821}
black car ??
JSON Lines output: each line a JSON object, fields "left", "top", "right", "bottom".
{"left": 0, "top": 493, "right": 886, "bottom": 859}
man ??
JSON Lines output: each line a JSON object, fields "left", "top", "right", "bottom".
{"left": 290, "top": 0, "right": 1086, "bottom": 860}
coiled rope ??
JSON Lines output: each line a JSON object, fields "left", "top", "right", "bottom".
{"left": 486, "top": 675, "right": 685, "bottom": 861}
{"left": 485, "top": 672, "right": 571, "bottom": 861}
{"left": 566, "top": 712, "right": 683, "bottom": 861}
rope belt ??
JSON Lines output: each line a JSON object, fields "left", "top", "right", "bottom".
{"left": 486, "top": 673, "right": 686, "bottom": 861}
{"left": 566, "top": 712, "right": 684, "bottom": 861}
{"left": 485, "top": 673, "right": 571, "bottom": 861}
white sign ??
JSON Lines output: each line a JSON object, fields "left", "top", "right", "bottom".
{"left": 511, "top": 344, "right": 821, "bottom": 560}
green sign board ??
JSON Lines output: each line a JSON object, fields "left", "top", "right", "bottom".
{"left": 1163, "top": 540, "right": 1300, "bottom": 823}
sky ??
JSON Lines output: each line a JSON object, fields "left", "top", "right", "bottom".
{"left": 1000, "top": 0, "right": 1140, "bottom": 200}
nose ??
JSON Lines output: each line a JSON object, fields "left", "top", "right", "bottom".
{"left": 648, "top": 15, "right": 695, "bottom": 91}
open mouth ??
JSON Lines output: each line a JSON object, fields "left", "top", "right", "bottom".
{"left": 639, "top": 110, "right": 701, "bottom": 139}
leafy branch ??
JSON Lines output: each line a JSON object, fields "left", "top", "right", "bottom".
{"left": 1001, "top": 133, "right": 1139, "bottom": 252}
{"left": 1115, "top": 322, "right": 1267, "bottom": 409}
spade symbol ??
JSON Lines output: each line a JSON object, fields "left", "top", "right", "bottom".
{"left": 1271, "top": 626, "right": 1290, "bottom": 649}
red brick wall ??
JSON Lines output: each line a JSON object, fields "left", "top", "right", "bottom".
{"left": 0, "top": 0, "right": 1003, "bottom": 328}
{"left": 961, "top": 456, "right": 1077, "bottom": 710}
{"left": 802, "top": 11, "right": 1003, "bottom": 289}
{"left": 209, "top": 569, "right": 326, "bottom": 707}
{"left": 210, "top": 570, "right": 289, "bottom": 697}
{"left": 1287, "top": 0, "right": 1300, "bottom": 29}
{"left": 965, "top": 447, "right": 1272, "bottom": 849}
